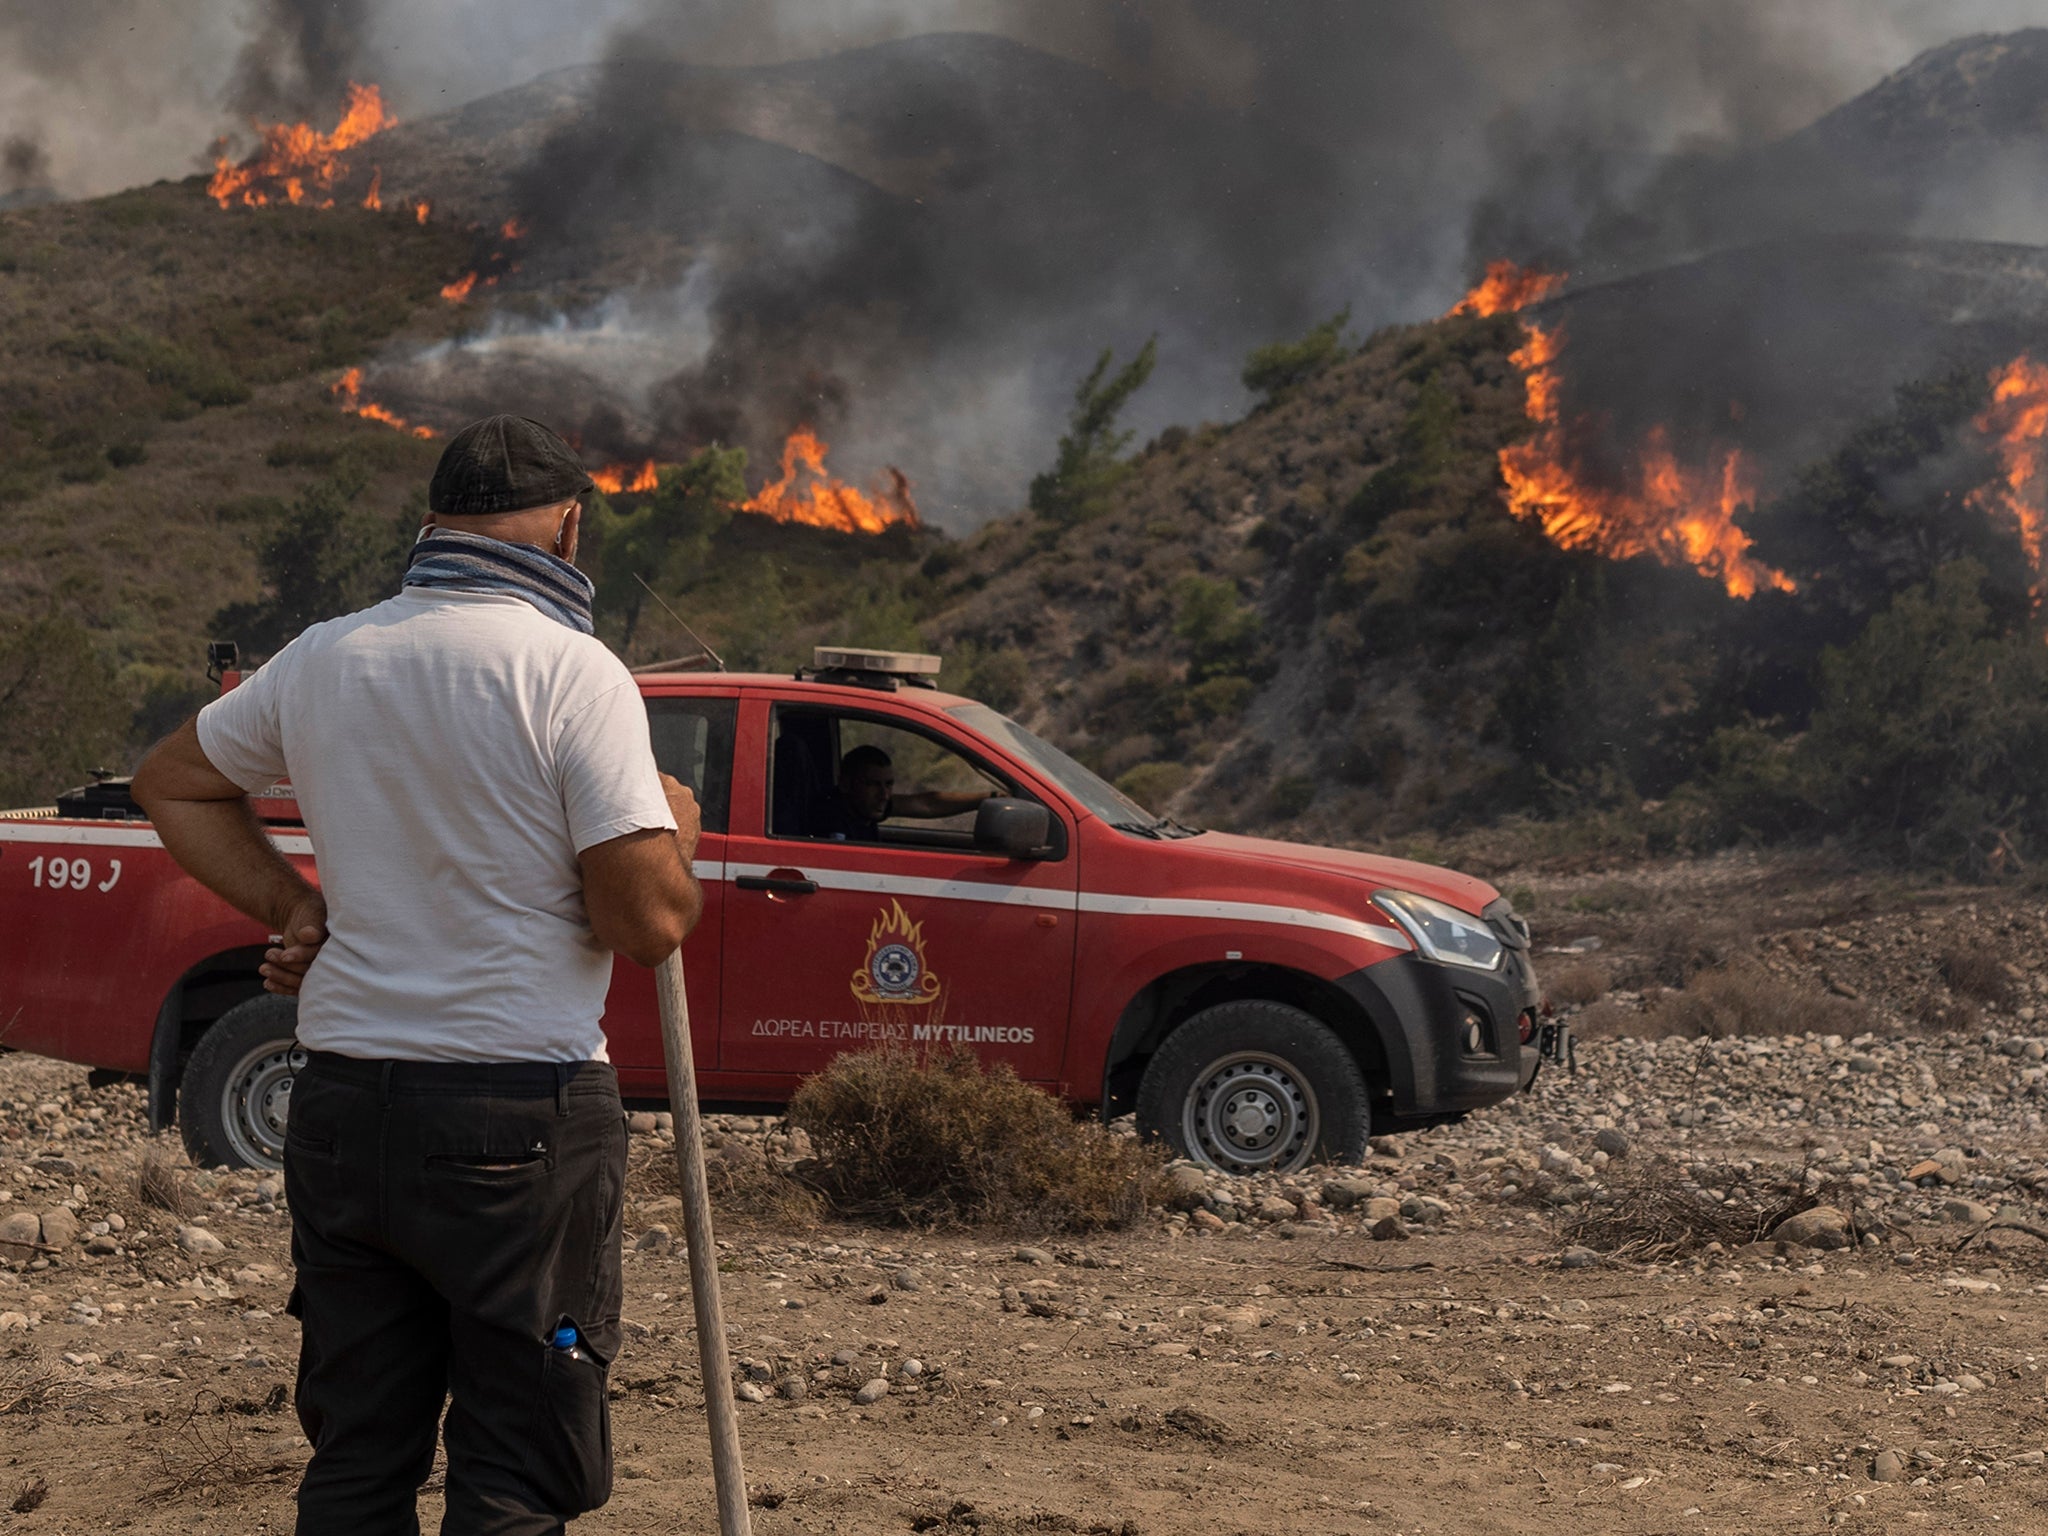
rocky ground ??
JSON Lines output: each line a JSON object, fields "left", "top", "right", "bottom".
{"left": 4, "top": 853, "right": 2048, "bottom": 1533}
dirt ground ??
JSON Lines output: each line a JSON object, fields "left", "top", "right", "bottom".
{"left": 7, "top": 852, "right": 2048, "bottom": 1534}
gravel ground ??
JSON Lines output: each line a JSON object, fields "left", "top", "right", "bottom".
{"left": 4, "top": 854, "right": 2048, "bottom": 1531}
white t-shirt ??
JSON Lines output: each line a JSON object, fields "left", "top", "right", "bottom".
{"left": 197, "top": 587, "right": 676, "bottom": 1062}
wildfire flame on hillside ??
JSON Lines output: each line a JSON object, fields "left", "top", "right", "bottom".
{"left": 208, "top": 82, "right": 396, "bottom": 209}
{"left": 1447, "top": 260, "right": 1569, "bottom": 319}
{"left": 442, "top": 218, "right": 527, "bottom": 304}
{"left": 591, "top": 460, "right": 662, "bottom": 495}
{"left": 1968, "top": 355, "right": 2048, "bottom": 589}
{"left": 331, "top": 368, "right": 435, "bottom": 439}
{"left": 588, "top": 429, "right": 919, "bottom": 534}
{"left": 1498, "top": 319, "right": 1795, "bottom": 599}
{"left": 741, "top": 427, "right": 920, "bottom": 534}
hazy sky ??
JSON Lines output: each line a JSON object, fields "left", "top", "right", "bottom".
{"left": 5, "top": 0, "right": 2048, "bottom": 199}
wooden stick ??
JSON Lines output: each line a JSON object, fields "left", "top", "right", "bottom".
{"left": 654, "top": 952, "right": 753, "bottom": 1536}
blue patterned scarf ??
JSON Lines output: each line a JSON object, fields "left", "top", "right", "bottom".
{"left": 403, "top": 528, "right": 597, "bottom": 635}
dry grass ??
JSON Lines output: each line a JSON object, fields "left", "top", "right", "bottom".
{"left": 0, "top": 1353, "right": 71, "bottom": 1418}
{"left": 704, "top": 1156, "right": 825, "bottom": 1224}
{"left": 1543, "top": 957, "right": 1611, "bottom": 1008}
{"left": 148, "top": 1391, "right": 302, "bottom": 1502}
{"left": 1616, "top": 913, "right": 1754, "bottom": 990}
{"left": 1939, "top": 942, "right": 2014, "bottom": 1008}
{"left": 134, "top": 1147, "right": 198, "bottom": 1219}
{"left": 1562, "top": 1155, "right": 1866, "bottom": 1259}
{"left": 1570, "top": 999, "right": 1641, "bottom": 1040}
{"left": 1639, "top": 965, "right": 1868, "bottom": 1039}
{"left": 787, "top": 1047, "right": 1164, "bottom": 1231}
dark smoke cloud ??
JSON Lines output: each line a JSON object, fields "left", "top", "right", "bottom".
{"left": 12, "top": 0, "right": 2048, "bottom": 521}
{"left": 3, "top": 135, "right": 51, "bottom": 194}
{"left": 440, "top": 0, "right": 2048, "bottom": 523}
{"left": 228, "top": 0, "right": 374, "bottom": 120}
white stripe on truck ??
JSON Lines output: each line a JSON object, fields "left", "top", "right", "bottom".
{"left": 0, "top": 825, "right": 1408, "bottom": 952}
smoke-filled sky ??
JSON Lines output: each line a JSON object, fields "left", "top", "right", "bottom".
{"left": 9, "top": 0, "right": 2047, "bottom": 200}
{"left": 9, "top": 1, "right": 2048, "bottom": 524}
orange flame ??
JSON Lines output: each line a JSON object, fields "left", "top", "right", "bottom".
{"left": 361, "top": 167, "right": 382, "bottom": 212}
{"left": 1968, "top": 356, "right": 2048, "bottom": 589}
{"left": 440, "top": 217, "right": 526, "bottom": 304}
{"left": 590, "top": 460, "right": 662, "bottom": 495}
{"left": 501, "top": 216, "right": 528, "bottom": 240}
{"left": 414, "top": 199, "right": 431, "bottom": 224}
{"left": 330, "top": 367, "right": 435, "bottom": 439}
{"left": 1448, "top": 260, "right": 1568, "bottom": 319}
{"left": 740, "top": 427, "right": 920, "bottom": 534}
{"left": 1497, "top": 320, "right": 1794, "bottom": 599}
{"left": 208, "top": 82, "right": 396, "bottom": 209}
{"left": 440, "top": 272, "right": 479, "bottom": 303}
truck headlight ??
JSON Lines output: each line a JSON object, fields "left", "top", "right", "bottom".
{"left": 1373, "top": 891, "right": 1505, "bottom": 972}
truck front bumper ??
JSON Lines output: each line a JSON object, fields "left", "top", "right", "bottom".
{"left": 1335, "top": 942, "right": 1543, "bottom": 1119}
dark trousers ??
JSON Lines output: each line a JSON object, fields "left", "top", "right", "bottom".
{"left": 282, "top": 1051, "right": 627, "bottom": 1536}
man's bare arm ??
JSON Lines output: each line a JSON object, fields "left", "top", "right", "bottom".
{"left": 890, "top": 788, "right": 996, "bottom": 819}
{"left": 580, "top": 776, "right": 705, "bottom": 967}
{"left": 131, "top": 718, "right": 328, "bottom": 996}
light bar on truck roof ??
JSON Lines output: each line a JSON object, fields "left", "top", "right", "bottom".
{"left": 812, "top": 646, "right": 942, "bottom": 677}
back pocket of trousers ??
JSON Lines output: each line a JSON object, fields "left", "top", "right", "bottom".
{"left": 529, "top": 1320, "right": 612, "bottom": 1514}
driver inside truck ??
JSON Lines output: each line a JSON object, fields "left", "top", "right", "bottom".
{"left": 811, "top": 744, "right": 992, "bottom": 841}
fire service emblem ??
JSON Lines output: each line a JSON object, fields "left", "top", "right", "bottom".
{"left": 851, "top": 899, "right": 943, "bottom": 1006}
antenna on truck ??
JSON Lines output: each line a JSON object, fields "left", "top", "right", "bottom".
{"left": 628, "top": 573, "right": 727, "bottom": 674}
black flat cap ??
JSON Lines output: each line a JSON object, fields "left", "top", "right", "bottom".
{"left": 429, "top": 415, "right": 595, "bottom": 517}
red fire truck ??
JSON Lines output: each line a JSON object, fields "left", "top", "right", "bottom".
{"left": 0, "top": 645, "right": 1557, "bottom": 1173}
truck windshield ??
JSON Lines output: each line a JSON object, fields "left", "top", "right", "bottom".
{"left": 949, "top": 703, "right": 1169, "bottom": 833}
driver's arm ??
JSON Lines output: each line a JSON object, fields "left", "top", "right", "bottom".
{"left": 888, "top": 788, "right": 996, "bottom": 819}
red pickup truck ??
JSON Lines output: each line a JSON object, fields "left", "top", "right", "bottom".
{"left": 0, "top": 646, "right": 1555, "bottom": 1173}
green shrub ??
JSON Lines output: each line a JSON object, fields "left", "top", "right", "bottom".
{"left": 212, "top": 467, "right": 418, "bottom": 659}
{"left": 1264, "top": 775, "right": 1316, "bottom": 820}
{"left": 1792, "top": 561, "right": 2048, "bottom": 871}
{"left": 1116, "top": 760, "right": 1190, "bottom": 810}
{"left": 0, "top": 615, "right": 131, "bottom": 806}
{"left": 1172, "top": 576, "right": 1257, "bottom": 680}
{"left": 1028, "top": 338, "right": 1157, "bottom": 528}
{"left": 1241, "top": 306, "right": 1350, "bottom": 404}
{"left": 787, "top": 1047, "right": 1162, "bottom": 1230}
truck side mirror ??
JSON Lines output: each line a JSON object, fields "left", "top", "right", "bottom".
{"left": 974, "top": 797, "right": 1050, "bottom": 858}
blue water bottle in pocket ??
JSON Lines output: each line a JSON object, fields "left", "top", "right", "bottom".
{"left": 551, "top": 1324, "right": 585, "bottom": 1363}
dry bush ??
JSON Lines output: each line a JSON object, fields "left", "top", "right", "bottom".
{"left": 134, "top": 1146, "right": 197, "bottom": 1219}
{"left": 10, "top": 1475, "right": 47, "bottom": 1515}
{"left": 0, "top": 1354, "right": 72, "bottom": 1418}
{"left": 1908, "top": 991, "right": 1982, "bottom": 1035}
{"left": 788, "top": 1047, "right": 1163, "bottom": 1230}
{"left": 704, "top": 1157, "right": 824, "bottom": 1224}
{"left": 1570, "top": 999, "right": 1642, "bottom": 1039}
{"left": 1639, "top": 965, "right": 1867, "bottom": 1040}
{"left": 150, "top": 1391, "right": 302, "bottom": 1501}
{"left": 1562, "top": 1155, "right": 1863, "bottom": 1259}
{"left": 1615, "top": 913, "right": 1753, "bottom": 990}
{"left": 1939, "top": 942, "right": 2013, "bottom": 1008}
{"left": 1544, "top": 957, "right": 1610, "bottom": 1008}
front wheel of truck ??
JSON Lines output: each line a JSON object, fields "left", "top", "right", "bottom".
{"left": 1135, "top": 1001, "right": 1370, "bottom": 1174}
{"left": 179, "top": 995, "right": 302, "bottom": 1172}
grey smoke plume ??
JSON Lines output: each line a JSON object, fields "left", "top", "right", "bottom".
{"left": 3, "top": 135, "right": 51, "bottom": 194}
{"left": 229, "top": 0, "right": 375, "bottom": 120}
{"left": 11, "top": 0, "right": 2048, "bottom": 522}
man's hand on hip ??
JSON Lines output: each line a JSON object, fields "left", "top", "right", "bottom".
{"left": 660, "top": 773, "right": 702, "bottom": 866}
{"left": 261, "top": 889, "right": 330, "bottom": 996}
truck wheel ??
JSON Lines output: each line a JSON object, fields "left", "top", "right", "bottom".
{"left": 1136, "top": 1001, "right": 1370, "bottom": 1174}
{"left": 179, "top": 995, "right": 303, "bottom": 1173}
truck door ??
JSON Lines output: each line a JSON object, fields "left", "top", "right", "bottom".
{"left": 600, "top": 692, "right": 733, "bottom": 1079}
{"left": 718, "top": 699, "right": 1077, "bottom": 1086}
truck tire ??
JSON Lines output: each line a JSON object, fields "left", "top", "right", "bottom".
{"left": 1135, "top": 1001, "right": 1370, "bottom": 1174}
{"left": 179, "top": 995, "right": 303, "bottom": 1173}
